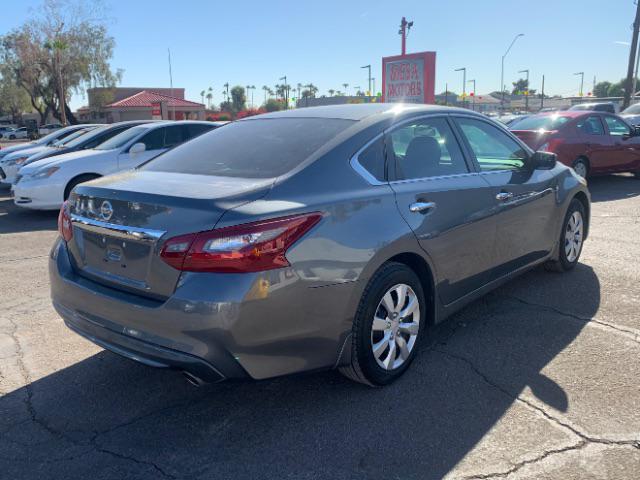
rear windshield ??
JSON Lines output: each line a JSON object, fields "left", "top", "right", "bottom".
{"left": 56, "top": 127, "right": 97, "bottom": 147}
{"left": 143, "top": 118, "right": 354, "bottom": 178}
{"left": 60, "top": 126, "right": 109, "bottom": 148}
{"left": 509, "top": 115, "right": 571, "bottom": 131}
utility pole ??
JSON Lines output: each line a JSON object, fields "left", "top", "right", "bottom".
{"left": 398, "top": 17, "right": 413, "bottom": 55}
{"left": 624, "top": 0, "right": 640, "bottom": 109}
{"left": 372, "top": 77, "right": 376, "bottom": 96}
{"left": 468, "top": 79, "right": 476, "bottom": 111}
{"left": 518, "top": 69, "right": 529, "bottom": 111}
{"left": 541, "top": 75, "right": 545, "bottom": 110}
{"left": 280, "top": 76, "right": 288, "bottom": 108}
{"left": 361, "top": 64, "right": 372, "bottom": 95}
{"left": 168, "top": 48, "right": 174, "bottom": 120}
{"left": 455, "top": 67, "right": 466, "bottom": 108}
{"left": 500, "top": 33, "right": 524, "bottom": 112}
{"left": 574, "top": 72, "right": 584, "bottom": 97}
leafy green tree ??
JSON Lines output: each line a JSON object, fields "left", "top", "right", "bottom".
{"left": 264, "top": 98, "right": 285, "bottom": 112}
{"left": 593, "top": 81, "right": 612, "bottom": 98}
{"left": 0, "top": 0, "right": 121, "bottom": 124}
{"left": 0, "top": 74, "right": 31, "bottom": 121}
{"left": 230, "top": 85, "right": 246, "bottom": 112}
{"left": 511, "top": 78, "right": 536, "bottom": 96}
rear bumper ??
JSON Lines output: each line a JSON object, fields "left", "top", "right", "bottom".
{"left": 56, "top": 301, "right": 226, "bottom": 383}
{"left": 49, "top": 238, "right": 354, "bottom": 382}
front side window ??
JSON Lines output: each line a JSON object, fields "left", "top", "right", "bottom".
{"left": 138, "top": 128, "right": 165, "bottom": 150}
{"left": 604, "top": 116, "right": 631, "bottom": 136}
{"left": 388, "top": 117, "right": 468, "bottom": 180}
{"left": 163, "top": 125, "right": 185, "bottom": 148}
{"left": 576, "top": 116, "right": 604, "bottom": 135}
{"left": 456, "top": 117, "right": 528, "bottom": 171}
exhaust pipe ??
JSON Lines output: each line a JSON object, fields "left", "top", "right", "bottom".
{"left": 182, "top": 371, "right": 206, "bottom": 387}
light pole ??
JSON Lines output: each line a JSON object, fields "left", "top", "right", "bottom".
{"left": 455, "top": 67, "right": 466, "bottom": 108}
{"left": 372, "top": 77, "right": 376, "bottom": 96}
{"left": 361, "top": 64, "right": 372, "bottom": 95}
{"left": 574, "top": 72, "right": 584, "bottom": 97}
{"left": 501, "top": 33, "right": 524, "bottom": 112}
{"left": 518, "top": 69, "right": 529, "bottom": 111}
{"left": 468, "top": 79, "right": 476, "bottom": 111}
{"left": 279, "top": 76, "right": 288, "bottom": 108}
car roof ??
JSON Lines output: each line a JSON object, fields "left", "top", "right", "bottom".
{"left": 132, "top": 120, "right": 215, "bottom": 130}
{"left": 243, "top": 103, "right": 477, "bottom": 121}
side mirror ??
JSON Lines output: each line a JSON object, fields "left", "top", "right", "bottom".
{"left": 531, "top": 151, "right": 557, "bottom": 170}
{"left": 129, "top": 142, "right": 146, "bottom": 155}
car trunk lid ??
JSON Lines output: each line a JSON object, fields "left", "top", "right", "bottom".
{"left": 66, "top": 170, "right": 273, "bottom": 299}
{"left": 510, "top": 129, "right": 556, "bottom": 150}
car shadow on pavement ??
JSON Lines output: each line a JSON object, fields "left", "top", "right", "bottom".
{"left": 0, "top": 186, "right": 58, "bottom": 234}
{"left": 588, "top": 174, "right": 640, "bottom": 202}
{"left": 0, "top": 263, "right": 600, "bottom": 479}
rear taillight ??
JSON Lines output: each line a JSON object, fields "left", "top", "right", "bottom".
{"left": 539, "top": 136, "right": 562, "bottom": 152}
{"left": 57, "top": 201, "right": 73, "bottom": 242}
{"left": 160, "top": 212, "right": 323, "bottom": 273}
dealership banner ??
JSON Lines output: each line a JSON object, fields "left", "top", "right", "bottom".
{"left": 382, "top": 51, "right": 436, "bottom": 104}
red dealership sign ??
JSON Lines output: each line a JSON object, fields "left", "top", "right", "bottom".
{"left": 382, "top": 51, "right": 436, "bottom": 104}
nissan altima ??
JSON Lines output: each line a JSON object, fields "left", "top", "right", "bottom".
{"left": 50, "top": 104, "right": 590, "bottom": 386}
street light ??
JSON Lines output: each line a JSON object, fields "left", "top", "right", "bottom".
{"left": 468, "top": 79, "right": 476, "bottom": 111}
{"left": 279, "top": 76, "right": 288, "bottom": 108}
{"left": 455, "top": 67, "right": 466, "bottom": 107}
{"left": 361, "top": 64, "right": 372, "bottom": 95}
{"left": 574, "top": 72, "right": 585, "bottom": 97}
{"left": 501, "top": 33, "right": 524, "bottom": 111}
{"left": 518, "top": 69, "right": 530, "bottom": 111}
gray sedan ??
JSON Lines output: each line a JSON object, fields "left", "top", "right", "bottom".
{"left": 50, "top": 104, "right": 590, "bottom": 386}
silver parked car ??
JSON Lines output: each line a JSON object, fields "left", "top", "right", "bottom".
{"left": 50, "top": 104, "right": 590, "bottom": 386}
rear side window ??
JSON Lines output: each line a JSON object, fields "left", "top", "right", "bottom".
{"left": 357, "top": 137, "right": 386, "bottom": 182}
{"left": 576, "top": 116, "right": 604, "bottom": 135}
{"left": 456, "top": 117, "right": 528, "bottom": 171}
{"left": 144, "top": 118, "right": 354, "bottom": 178}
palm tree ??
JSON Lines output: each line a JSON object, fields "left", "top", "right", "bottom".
{"left": 262, "top": 85, "right": 269, "bottom": 104}
{"left": 297, "top": 83, "right": 302, "bottom": 100}
{"left": 342, "top": 83, "right": 349, "bottom": 95}
{"left": 206, "top": 92, "right": 213, "bottom": 109}
{"left": 328, "top": 89, "right": 335, "bottom": 97}
{"left": 200, "top": 90, "right": 205, "bottom": 104}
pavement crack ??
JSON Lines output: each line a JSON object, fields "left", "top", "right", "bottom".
{"left": 433, "top": 349, "right": 639, "bottom": 453}
{"left": 502, "top": 294, "right": 640, "bottom": 344}
{"left": 90, "top": 445, "right": 177, "bottom": 479}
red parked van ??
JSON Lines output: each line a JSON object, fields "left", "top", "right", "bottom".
{"left": 510, "top": 111, "right": 640, "bottom": 178}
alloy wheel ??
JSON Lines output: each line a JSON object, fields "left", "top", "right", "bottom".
{"left": 370, "top": 283, "right": 420, "bottom": 371}
{"left": 565, "top": 211, "right": 584, "bottom": 262}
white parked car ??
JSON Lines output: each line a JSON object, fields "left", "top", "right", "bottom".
{"left": 38, "top": 123, "right": 63, "bottom": 136}
{"left": 13, "top": 121, "right": 220, "bottom": 210}
{"left": 3, "top": 127, "right": 28, "bottom": 140}
{"left": 1, "top": 125, "right": 101, "bottom": 185}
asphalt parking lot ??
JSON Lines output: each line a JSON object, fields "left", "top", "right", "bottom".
{"left": 0, "top": 175, "right": 639, "bottom": 480}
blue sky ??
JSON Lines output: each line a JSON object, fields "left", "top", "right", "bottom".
{"left": 1, "top": 0, "right": 638, "bottom": 109}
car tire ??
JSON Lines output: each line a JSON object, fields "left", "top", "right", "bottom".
{"left": 572, "top": 158, "right": 589, "bottom": 178}
{"left": 545, "top": 198, "right": 586, "bottom": 272}
{"left": 64, "top": 174, "right": 101, "bottom": 201}
{"left": 340, "top": 262, "right": 426, "bottom": 386}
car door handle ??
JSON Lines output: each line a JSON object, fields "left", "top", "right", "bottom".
{"left": 409, "top": 201, "right": 436, "bottom": 213}
{"left": 496, "top": 192, "right": 514, "bottom": 202}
